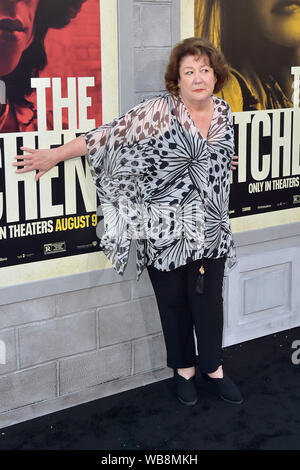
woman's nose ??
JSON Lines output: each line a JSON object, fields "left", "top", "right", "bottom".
{"left": 193, "top": 74, "right": 203, "bottom": 83}
{"left": 0, "top": 0, "right": 23, "bottom": 16}
{"left": 2, "top": 0, "right": 23, "bottom": 6}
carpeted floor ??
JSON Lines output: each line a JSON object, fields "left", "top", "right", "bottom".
{"left": 1, "top": 327, "right": 300, "bottom": 451}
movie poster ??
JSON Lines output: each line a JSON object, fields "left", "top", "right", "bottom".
{"left": 194, "top": 0, "right": 300, "bottom": 220}
{"left": 0, "top": 0, "right": 104, "bottom": 273}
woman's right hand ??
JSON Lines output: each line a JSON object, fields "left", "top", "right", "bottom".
{"left": 230, "top": 155, "right": 239, "bottom": 171}
{"left": 12, "top": 147, "right": 60, "bottom": 182}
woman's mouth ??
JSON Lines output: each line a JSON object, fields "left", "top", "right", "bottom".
{"left": 193, "top": 89, "right": 204, "bottom": 93}
{"left": 272, "top": 0, "right": 300, "bottom": 15}
{"left": 0, "top": 18, "right": 26, "bottom": 39}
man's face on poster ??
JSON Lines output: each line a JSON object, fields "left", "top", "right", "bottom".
{"left": 0, "top": 0, "right": 39, "bottom": 76}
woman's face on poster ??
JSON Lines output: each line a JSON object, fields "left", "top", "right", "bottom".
{"left": 247, "top": 0, "right": 300, "bottom": 47}
{"left": 0, "top": 0, "right": 39, "bottom": 76}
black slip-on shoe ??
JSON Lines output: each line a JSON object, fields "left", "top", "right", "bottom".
{"left": 174, "top": 370, "right": 198, "bottom": 406}
{"left": 202, "top": 372, "right": 244, "bottom": 404}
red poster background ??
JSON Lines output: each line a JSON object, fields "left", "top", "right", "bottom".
{"left": 40, "top": 0, "right": 102, "bottom": 130}
{"left": 0, "top": 0, "right": 101, "bottom": 133}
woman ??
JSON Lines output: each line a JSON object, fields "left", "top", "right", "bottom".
{"left": 0, "top": 0, "right": 86, "bottom": 132}
{"left": 195, "top": 0, "right": 300, "bottom": 111}
{"left": 13, "top": 37, "right": 242, "bottom": 406}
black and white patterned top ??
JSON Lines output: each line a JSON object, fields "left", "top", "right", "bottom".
{"left": 84, "top": 93, "right": 237, "bottom": 280}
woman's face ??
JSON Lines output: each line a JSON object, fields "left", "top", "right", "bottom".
{"left": 0, "top": 0, "right": 39, "bottom": 76}
{"left": 248, "top": 0, "right": 300, "bottom": 47}
{"left": 178, "top": 54, "right": 216, "bottom": 107}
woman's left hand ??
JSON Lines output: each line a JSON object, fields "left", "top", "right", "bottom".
{"left": 230, "top": 155, "right": 239, "bottom": 171}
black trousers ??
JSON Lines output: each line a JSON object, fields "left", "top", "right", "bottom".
{"left": 147, "top": 257, "right": 226, "bottom": 373}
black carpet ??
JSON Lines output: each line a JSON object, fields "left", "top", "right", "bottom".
{"left": 1, "top": 327, "right": 300, "bottom": 451}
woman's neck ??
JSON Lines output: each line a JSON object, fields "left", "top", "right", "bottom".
{"left": 180, "top": 94, "right": 213, "bottom": 114}
{"left": 242, "top": 44, "right": 300, "bottom": 101}
{"left": 275, "top": 47, "right": 300, "bottom": 100}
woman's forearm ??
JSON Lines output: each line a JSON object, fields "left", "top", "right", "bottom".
{"left": 55, "top": 135, "right": 88, "bottom": 164}
{"left": 13, "top": 134, "right": 90, "bottom": 181}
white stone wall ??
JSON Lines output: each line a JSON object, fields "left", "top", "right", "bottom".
{"left": 0, "top": 264, "right": 170, "bottom": 427}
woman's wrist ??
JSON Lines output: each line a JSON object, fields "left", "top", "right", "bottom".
{"left": 52, "top": 146, "right": 64, "bottom": 165}
{"left": 53, "top": 135, "right": 88, "bottom": 164}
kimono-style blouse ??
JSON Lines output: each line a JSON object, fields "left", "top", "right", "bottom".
{"left": 84, "top": 92, "right": 237, "bottom": 280}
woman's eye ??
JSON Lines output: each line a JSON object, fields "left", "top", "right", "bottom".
{"left": 186, "top": 71, "right": 193, "bottom": 75}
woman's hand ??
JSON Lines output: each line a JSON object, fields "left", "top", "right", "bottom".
{"left": 230, "top": 155, "right": 239, "bottom": 171}
{"left": 12, "top": 137, "right": 88, "bottom": 181}
{"left": 12, "top": 147, "right": 60, "bottom": 182}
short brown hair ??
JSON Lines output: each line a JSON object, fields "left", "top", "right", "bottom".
{"left": 165, "top": 37, "right": 230, "bottom": 95}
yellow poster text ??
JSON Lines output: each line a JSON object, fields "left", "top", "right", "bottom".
{"left": 55, "top": 215, "right": 97, "bottom": 232}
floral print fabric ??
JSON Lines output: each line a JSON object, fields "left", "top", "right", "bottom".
{"left": 84, "top": 93, "right": 237, "bottom": 280}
